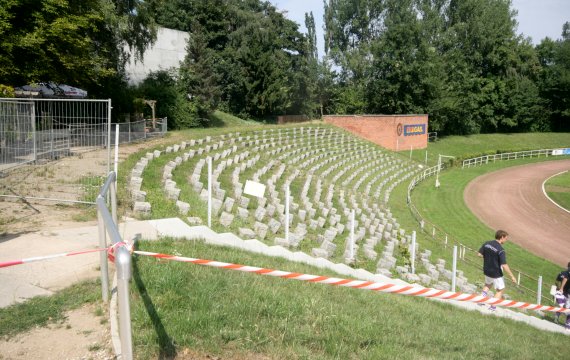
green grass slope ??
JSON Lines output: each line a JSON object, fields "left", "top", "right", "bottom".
{"left": 131, "top": 239, "right": 567, "bottom": 360}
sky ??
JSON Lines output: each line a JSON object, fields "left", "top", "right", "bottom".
{"left": 269, "top": 0, "right": 569, "bottom": 58}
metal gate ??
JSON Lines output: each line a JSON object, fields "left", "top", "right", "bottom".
{"left": 0, "top": 98, "right": 111, "bottom": 204}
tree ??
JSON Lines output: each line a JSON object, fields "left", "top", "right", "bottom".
{"left": 0, "top": 0, "right": 156, "bottom": 94}
{"left": 537, "top": 22, "right": 570, "bottom": 131}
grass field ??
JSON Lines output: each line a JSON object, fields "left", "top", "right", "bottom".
{"left": 545, "top": 170, "right": 570, "bottom": 211}
{"left": 130, "top": 239, "right": 568, "bottom": 360}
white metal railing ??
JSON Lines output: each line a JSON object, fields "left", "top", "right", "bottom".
{"left": 461, "top": 148, "right": 566, "bottom": 168}
{"left": 97, "top": 171, "right": 133, "bottom": 359}
{"left": 407, "top": 156, "right": 554, "bottom": 304}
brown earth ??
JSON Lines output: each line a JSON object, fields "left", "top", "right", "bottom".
{"left": 0, "top": 304, "right": 113, "bottom": 360}
{"left": 464, "top": 159, "right": 570, "bottom": 267}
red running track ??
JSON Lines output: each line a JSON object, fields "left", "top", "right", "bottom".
{"left": 464, "top": 159, "right": 570, "bottom": 267}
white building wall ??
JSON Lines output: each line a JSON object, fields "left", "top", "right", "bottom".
{"left": 125, "top": 27, "right": 189, "bottom": 85}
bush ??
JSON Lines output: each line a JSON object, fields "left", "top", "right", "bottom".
{"left": 0, "top": 84, "right": 15, "bottom": 97}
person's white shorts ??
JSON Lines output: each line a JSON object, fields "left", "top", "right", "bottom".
{"left": 484, "top": 276, "right": 505, "bottom": 291}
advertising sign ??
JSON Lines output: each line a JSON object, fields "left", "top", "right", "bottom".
{"left": 552, "top": 148, "right": 570, "bottom": 156}
{"left": 404, "top": 124, "right": 426, "bottom": 136}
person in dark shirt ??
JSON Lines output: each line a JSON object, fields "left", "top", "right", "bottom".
{"left": 555, "top": 262, "right": 570, "bottom": 330}
{"left": 477, "top": 230, "right": 517, "bottom": 311}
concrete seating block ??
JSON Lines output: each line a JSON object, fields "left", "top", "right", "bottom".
{"left": 220, "top": 212, "right": 234, "bottom": 227}
{"left": 237, "top": 207, "right": 249, "bottom": 219}
{"left": 268, "top": 219, "right": 281, "bottom": 234}
{"left": 131, "top": 190, "right": 146, "bottom": 202}
{"left": 404, "top": 273, "right": 421, "bottom": 283}
{"left": 166, "top": 187, "right": 181, "bottom": 201}
{"left": 239, "top": 196, "right": 250, "bottom": 208}
{"left": 254, "top": 207, "right": 266, "bottom": 222}
{"left": 265, "top": 204, "right": 277, "bottom": 217}
{"left": 254, "top": 222, "right": 269, "bottom": 240}
{"left": 311, "top": 248, "right": 330, "bottom": 259}
{"left": 176, "top": 200, "right": 190, "bottom": 215}
{"left": 133, "top": 201, "right": 151, "bottom": 216}
{"left": 223, "top": 197, "right": 235, "bottom": 212}
{"left": 187, "top": 217, "right": 203, "bottom": 225}
{"left": 212, "top": 198, "right": 223, "bottom": 215}
{"left": 238, "top": 228, "right": 256, "bottom": 240}
{"left": 418, "top": 274, "right": 432, "bottom": 286}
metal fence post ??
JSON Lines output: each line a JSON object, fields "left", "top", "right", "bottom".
{"left": 116, "top": 246, "right": 133, "bottom": 360}
{"left": 349, "top": 209, "right": 355, "bottom": 260}
{"left": 207, "top": 157, "right": 212, "bottom": 227}
{"left": 452, "top": 246, "right": 458, "bottom": 292}
{"left": 285, "top": 184, "right": 290, "bottom": 243}
{"left": 537, "top": 276, "right": 542, "bottom": 305}
{"left": 31, "top": 102, "right": 37, "bottom": 162}
{"left": 97, "top": 207, "right": 109, "bottom": 302}
{"left": 411, "top": 231, "right": 416, "bottom": 274}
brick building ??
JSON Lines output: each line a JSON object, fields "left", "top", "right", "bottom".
{"left": 323, "top": 114, "right": 429, "bottom": 151}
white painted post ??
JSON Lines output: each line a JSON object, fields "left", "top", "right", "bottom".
{"left": 411, "top": 231, "right": 416, "bottom": 274}
{"left": 114, "top": 124, "right": 119, "bottom": 185}
{"left": 207, "top": 157, "right": 212, "bottom": 227}
{"left": 517, "top": 272, "right": 521, "bottom": 286}
{"left": 350, "top": 209, "right": 355, "bottom": 260}
{"left": 432, "top": 226, "right": 435, "bottom": 238}
{"left": 452, "top": 246, "right": 458, "bottom": 292}
{"left": 425, "top": 150, "right": 428, "bottom": 165}
{"left": 31, "top": 103, "right": 37, "bottom": 162}
{"left": 285, "top": 184, "right": 290, "bottom": 243}
{"left": 537, "top": 276, "right": 543, "bottom": 305}
{"left": 445, "top": 234, "right": 448, "bottom": 249}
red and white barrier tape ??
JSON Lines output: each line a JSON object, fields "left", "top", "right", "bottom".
{"left": 134, "top": 250, "right": 570, "bottom": 315}
{"left": 0, "top": 247, "right": 108, "bottom": 269}
{"left": 0, "top": 241, "right": 131, "bottom": 269}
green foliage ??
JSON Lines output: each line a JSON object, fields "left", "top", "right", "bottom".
{"left": 323, "top": 0, "right": 569, "bottom": 135}
{"left": 0, "top": 0, "right": 156, "bottom": 97}
{"left": 0, "top": 83, "right": 14, "bottom": 97}
{"left": 536, "top": 22, "right": 570, "bottom": 131}
{"left": 153, "top": 0, "right": 316, "bottom": 121}
{"left": 135, "top": 70, "right": 202, "bottom": 129}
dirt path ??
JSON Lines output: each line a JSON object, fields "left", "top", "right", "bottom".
{"left": 464, "top": 159, "right": 570, "bottom": 266}
{"left": 0, "top": 137, "right": 174, "bottom": 359}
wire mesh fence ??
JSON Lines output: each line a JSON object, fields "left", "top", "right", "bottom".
{"left": 1, "top": 98, "right": 168, "bottom": 204}
{"left": 0, "top": 98, "right": 111, "bottom": 204}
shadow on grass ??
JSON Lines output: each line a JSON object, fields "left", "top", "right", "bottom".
{"left": 133, "top": 258, "right": 177, "bottom": 359}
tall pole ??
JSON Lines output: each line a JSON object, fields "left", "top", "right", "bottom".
{"left": 435, "top": 154, "right": 441, "bottom": 188}
{"left": 411, "top": 231, "right": 416, "bottom": 274}
{"left": 207, "top": 157, "right": 212, "bottom": 227}
{"left": 452, "top": 246, "right": 458, "bottom": 292}
{"left": 285, "top": 184, "right": 290, "bottom": 243}
{"left": 350, "top": 209, "right": 355, "bottom": 260}
{"left": 537, "top": 276, "right": 543, "bottom": 305}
